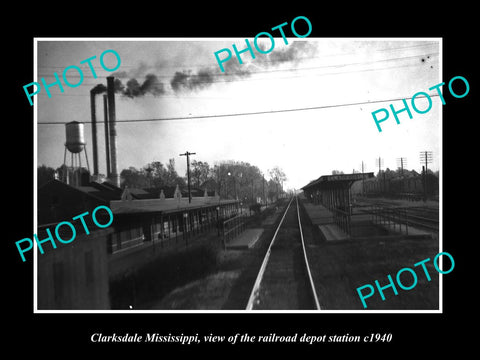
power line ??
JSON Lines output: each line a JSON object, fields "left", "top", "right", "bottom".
{"left": 36, "top": 41, "right": 438, "bottom": 72}
{"left": 36, "top": 52, "right": 439, "bottom": 80}
{"left": 37, "top": 93, "right": 441, "bottom": 125}
{"left": 35, "top": 56, "right": 439, "bottom": 99}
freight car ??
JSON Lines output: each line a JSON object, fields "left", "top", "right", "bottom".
{"left": 355, "top": 173, "right": 438, "bottom": 201}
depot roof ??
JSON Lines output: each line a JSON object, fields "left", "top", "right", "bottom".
{"left": 302, "top": 172, "right": 375, "bottom": 191}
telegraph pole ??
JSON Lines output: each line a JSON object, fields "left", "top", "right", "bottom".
{"left": 419, "top": 151, "right": 433, "bottom": 173}
{"left": 361, "top": 161, "right": 365, "bottom": 196}
{"left": 396, "top": 157, "right": 407, "bottom": 176}
{"left": 419, "top": 151, "right": 433, "bottom": 200}
{"left": 180, "top": 151, "right": 196, "bottom": 203}
{"left": 396, "top": 157, "right": 407, "bottom": 193}
{"left": 376, "top": 157, "right": 384, "bottom": 194}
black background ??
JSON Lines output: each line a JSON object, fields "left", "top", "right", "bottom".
{"left": 5, "top": 4, "right": 474, "bottom": 355}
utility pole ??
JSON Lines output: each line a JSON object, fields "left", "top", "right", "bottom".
{"left": 179, "top": 151, "right": 196, "bottom": 203}
{"left": 361, "top": 161, "right": 365, "bottom": 196}
{"left": 419, "top": 151, "right": 433, "bottom": 200}
{"left": 419, "top": 151, "right": 433, "bottom": 173}
{"left": 396, "top": 157, "right": 407, "bottom": 193}
{"left": 396, "top": 157, "right": 407, "bottom": 176}
{"left": 376, "top": 157, "right": 384, "bottom": 194}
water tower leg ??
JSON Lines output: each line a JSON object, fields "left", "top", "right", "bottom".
{"left": 62, "top": 146, "right": 67, "bottom": 183}
{"left": 70, "top": 152, "right": 74, "bottom": 185}
{"left": 84, "top": 147, "right": 90, "bottom": 173}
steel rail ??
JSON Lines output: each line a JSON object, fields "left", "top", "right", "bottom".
{"left": 245, "top": 196, "right": 321, "bottom": 310}
{"left": 245, "top": 197, "right": 294, "bottom": 310}
{"left": 295, "top": 196, "right": 321, "bottom": 310}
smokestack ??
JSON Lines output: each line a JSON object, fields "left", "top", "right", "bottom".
{"left": 106, "top": 76, "right": 120, "bottom": 187}
{"left": 90, "top": 90, "right": 99, "bottom": 177}
{"left": 103, "top": 94, "right": 111, "bottom": 179}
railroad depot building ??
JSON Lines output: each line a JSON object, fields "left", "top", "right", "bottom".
{"left": 302, "top": 173, "right": 375, "bottom": 211}
{"left": 37, "top": 179, "right": 240, "bottom": 310}
{"left": 301, "top": 172, "right": 437, "bottom": 241}
{"left": 301, "top": 173, "right": 376, "bottom": 239}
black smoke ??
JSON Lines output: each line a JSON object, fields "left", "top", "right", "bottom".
{"left": 139, "top": 74, "right": 165, "bottom": 96}
{"left": 256, "top": 41, "right": 318, "bottom": 66}
{"left": 120, "top": 74, "right": 165, "bottom": 98}
{"left": 92, "top": 41, "right": 317, "bottom": 96}
{"left": 169, "top": 40, "right": 317, "bottom": 93}
{"left": 170, "top": 69, "right": 214, "bottom": 92}
{"left": 91, "top": 74, "right": 165, "bottom": 98}
{"left": 91, "top": 84, "right": 107, "bottom": 95}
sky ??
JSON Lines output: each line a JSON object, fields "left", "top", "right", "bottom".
{"left": 35, "top": 38, "right": 441, "bottom": 190}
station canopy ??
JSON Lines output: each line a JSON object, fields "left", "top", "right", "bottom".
{"left": 302, "top": 172, "right": 374, "bottom": 191}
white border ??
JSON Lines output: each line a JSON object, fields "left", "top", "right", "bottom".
{"left": 33, "top": 37, "right": 443, "bottom": 314}
{"left": 33, "top": 38, "right": 38, "bottom": 311}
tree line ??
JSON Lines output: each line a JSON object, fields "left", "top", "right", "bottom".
{"left": 333, "top": 168, "right": 439, "bottom": 179}
{"left": 37, "top": 158, "right": 287, "bottom": 203}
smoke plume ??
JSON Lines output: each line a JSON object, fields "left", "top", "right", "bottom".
{"left": 91, "top": 84, "right": 107, "bottom": 95}
{"left": 170, "top": 69, "right": 215, "bottom": 92}
{"left": 169, "top": 40, "right": 317, "bottom": 93}
{"left": 92, "top": 41, "right": 317, "bottom": 96}
{"left": 91, "top": 74, "right": 165, "bottom": 98}
{"left": 256, "top": 41, "right": 318, "bottom": 66}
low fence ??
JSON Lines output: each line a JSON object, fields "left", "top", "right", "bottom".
{"left": 331, "top": 207, "right": 351, "bottom": 235}
{"left": 370, "top": 205, "right": 409, "bottom": 235}
{"left": 331, "top": 204, "right": 411, "bottom": 237}
{"left": 221, "top": 213, "right": 248, "bottom": 250}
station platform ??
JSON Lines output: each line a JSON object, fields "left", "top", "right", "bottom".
{"left": 226, "top": 229, "right": 264, "bottom": 250}
{"left": 302, "top": 202, "right": 348, "bottom": 241}
{"left": 301, "top": 202, "right": 333, "bottom": 225}
{"left": 302, "top": 200, "right": 433, "bottom": 242}
{"left": 318, "top": 224, "right": 349, "bottom": 241}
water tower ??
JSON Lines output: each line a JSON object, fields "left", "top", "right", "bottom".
{"left": 62, "top": 121, "right": 90, "bottom": 186}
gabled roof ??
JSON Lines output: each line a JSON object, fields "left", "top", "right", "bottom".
{"left": 302, "top": 172, "right": 375, "bottom": 191}
{"left": 39, "top": 179, "right": 112, "bottom": 203}
{"left": 40, "top": 179, "right": 214, "bottom": 204}
{"left": 143, "top": 186, "right": 209, "bottom": 198}
{"left": 76, "top": 182, "right": 122, "bottom": 201}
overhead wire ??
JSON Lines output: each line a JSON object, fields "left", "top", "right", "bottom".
{"left": 37, "top": 93, "right": 441, "bottom": 125}
{"left": 36, "top": 41, "right": 439, "bottom": 72}
{"left": 35, "top": 43, "right": 440, "bottom": 123}
{"left": 35, "top": 54, "right": 439, "bottom": 97}
{"left": 36, "top": 52, "right": 439, "bottom": 80}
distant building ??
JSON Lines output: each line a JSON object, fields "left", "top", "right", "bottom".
{"left": 37, "top": 179, "right": 238, "bottom": 310}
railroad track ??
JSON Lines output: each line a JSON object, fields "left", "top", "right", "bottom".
{"left": 356, "top": 202, "right": 439, "bottom": 232}
{"left": 245, "top": 196, "right": 321, "bottom": 310}
{"left": 382, "top": 210, "right": 439, "bottom": 232}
